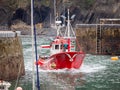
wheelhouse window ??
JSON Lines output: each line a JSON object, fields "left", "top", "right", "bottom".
{"left": 0, "top": 85, "right": 5, "bottom": 89}
{"left": 55, "top": 45, "right": 59, "bottom": 49}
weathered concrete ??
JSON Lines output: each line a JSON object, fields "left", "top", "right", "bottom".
{"left": 76, "top": 22, "right": 120, "bottom": 55}
{"left": 76, "top": 25, "right": 96, "bottom": 54}
{"left": 0, "top": 31, "right": 25, "bottom": 80}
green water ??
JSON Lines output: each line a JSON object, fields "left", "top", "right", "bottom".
{"left": 10, "top": 36, "right": 120, "bottom": 90}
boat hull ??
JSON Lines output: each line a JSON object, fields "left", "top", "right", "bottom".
{"left": 37, "top": 51, "right": 85, "bottom": 70}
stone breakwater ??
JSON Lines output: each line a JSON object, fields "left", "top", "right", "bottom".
{"left": 0, "top": 31, "right": 25, "bottom": 80}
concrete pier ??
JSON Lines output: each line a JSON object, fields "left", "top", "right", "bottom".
{"left": 0, "top": 31, "right": 25, "bottom": 80}
{"left": 76, "top": 22, "right": 120, "bottom": 55}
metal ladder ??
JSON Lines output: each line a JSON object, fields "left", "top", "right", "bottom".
{"left": 96, "top": 25, "right": 101, "bottom": 54}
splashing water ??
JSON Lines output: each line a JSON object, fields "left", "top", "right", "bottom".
{"left": 10, "top": 36, "right": 120, "bottom": 90}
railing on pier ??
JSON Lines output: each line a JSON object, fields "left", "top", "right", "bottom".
{"left": 0, "top": 31, "right": 21, "bottom": 37}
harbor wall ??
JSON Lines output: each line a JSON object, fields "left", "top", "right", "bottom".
{"left": 76, "top": 25, "right": 96, "bottom": 54}
{"left": 76, "top": 20, "right": 120, "bottom": 55}
{"left": 0, "top": 31, "right": 25, "bottom": 80}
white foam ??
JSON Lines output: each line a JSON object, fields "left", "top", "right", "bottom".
{"left": 80, "top": 64, "right": 106, "bottom": 73}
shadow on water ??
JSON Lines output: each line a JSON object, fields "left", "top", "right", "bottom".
{"left": 9, "top": 70, "right": 86, "bottom": 90}
{"left": 39, "top": 69, "right": 86, "bottom": 90}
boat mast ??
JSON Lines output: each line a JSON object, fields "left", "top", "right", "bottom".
{"left": 67, "top": 9, "right": 70, "bottom": 38}
{"left": 54, "top": 0, "right": 62, "bottom": 36}
{"left": 67, "top": 9, "right": 71, "bottom": 51}
{"left": 31, "top": 0, "right": 40, "bottom": 90}
{"left": 54, "top": 0, "right": 56, "bottom": 27}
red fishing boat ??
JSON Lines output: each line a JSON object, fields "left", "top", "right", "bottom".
{"left": 36, "top": 9, "right": 85, "bottom": 70}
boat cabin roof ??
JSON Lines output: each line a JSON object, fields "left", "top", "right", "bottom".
{"left": 51, "top": 37, "right": 68, "bottom": 45}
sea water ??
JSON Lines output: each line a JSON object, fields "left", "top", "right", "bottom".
{"left": 10, "top": 35, "right": 120, "bottom": 90}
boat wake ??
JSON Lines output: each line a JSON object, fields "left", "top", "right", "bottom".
{"left": 38, "top": 64, "right": 106, "bottom": 74}
{"left": 80, "top": 64, "right": 106, "bottom": 73}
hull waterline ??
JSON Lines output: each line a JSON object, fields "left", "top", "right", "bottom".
{"left": 37, "top": 51, "right": 85, "bottom": 70}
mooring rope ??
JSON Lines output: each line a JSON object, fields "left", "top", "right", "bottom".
{"left": 75, "top": 38, "right": 82, "bottom": 51}
{"left": 14, "top": 60, "right": 22, "bottom": 90}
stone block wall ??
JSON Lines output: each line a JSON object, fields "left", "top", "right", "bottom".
{"left": 76, "top": 24, "right": 120, "bottom": 55}
{"left": 0, "top": 31, "right": 25, "bottom": 80}
{"left": 76, "top": 25, "right": 96, "bottom": 54}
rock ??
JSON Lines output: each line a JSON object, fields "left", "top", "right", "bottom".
{"left": 0, "top": 0, "right": 120, "bottom": 28}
